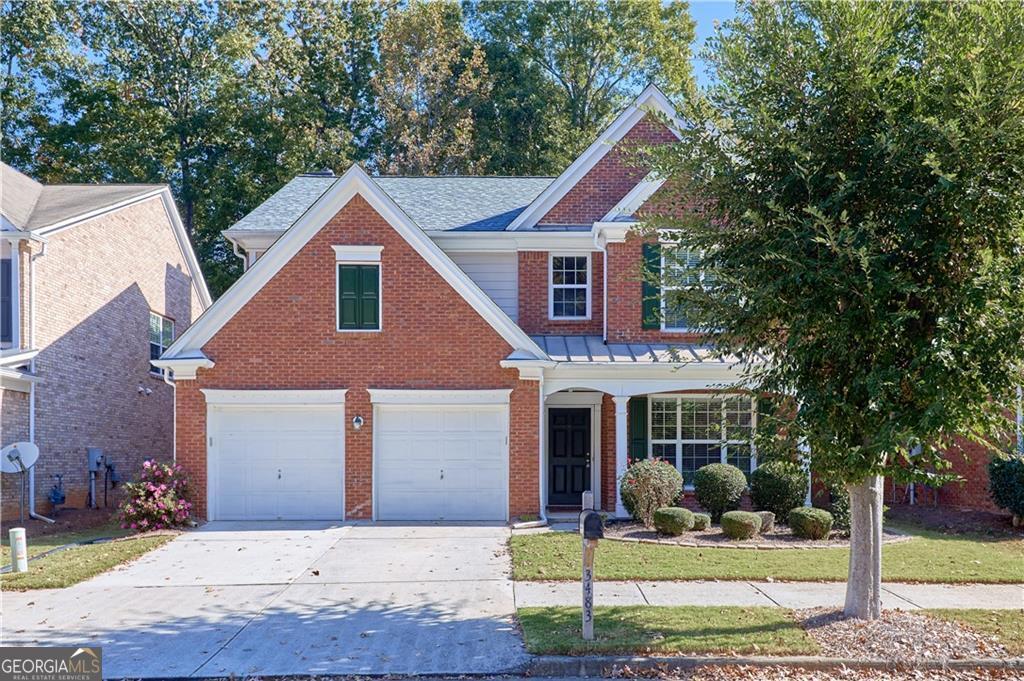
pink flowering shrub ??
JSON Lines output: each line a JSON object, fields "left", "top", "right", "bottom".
{"left": 119, "top": 459, "right": 192, "bottom": 531}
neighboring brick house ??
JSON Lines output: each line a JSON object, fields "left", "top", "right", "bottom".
{"left": 154, "top": 85, "right": 1013, "bottom": 522}
{"left": 1, "top": 163, "right": 210, "bottom": 518}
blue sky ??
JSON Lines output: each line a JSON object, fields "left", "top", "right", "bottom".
{"left": 690, "top": 1, "right": 737, "bottom": 87}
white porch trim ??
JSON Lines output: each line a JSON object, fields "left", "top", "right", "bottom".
{"left": 545, "top": 390, "right": 604, "bottom": 511}
{"left": 612, "top": 395, "right": 630, "bottom": 517}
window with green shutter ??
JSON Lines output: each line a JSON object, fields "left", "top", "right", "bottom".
{"left": 337, "top": 264, "right": 380, "bottom": 330}
{"left": 641, "top": 243, "right": 661, "bottom": 329}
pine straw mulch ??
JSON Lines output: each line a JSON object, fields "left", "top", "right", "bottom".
{"left": 615, "top": 665, "right": 1021, "bottom": 680}
{"left": 797, "top": 608, "right": 1011, "bottom": 662}
{"left": 605, "top": 521, "right": 911, "bottom": 549}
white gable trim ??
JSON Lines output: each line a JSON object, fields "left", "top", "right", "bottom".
{"left": 602, "top": 174, "right": 666, "bottom": 222}
{"left": 508, "top": 84, "right": 682, "bottom": 231}
{"left": 162, "top": 165, "right": 546, "bottom": 361}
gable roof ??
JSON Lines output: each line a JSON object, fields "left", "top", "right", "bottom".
{"left": 224, "top": 174, "right": 553, "bottom": 237}
{"left": 0, "top": 163, "right": 212, "bottom": 309}
{"left": 507, "top": 84, "right": 682, "bottom": 231}
{"left": 163, "top": 165, "right": 548, "bottom": 362}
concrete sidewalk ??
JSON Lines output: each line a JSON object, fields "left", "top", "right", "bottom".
{"left": 514, "top": 580, "right": 1024, "bottom": 610}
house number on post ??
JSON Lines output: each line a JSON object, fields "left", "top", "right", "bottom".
{"left": 578, "top": 490, "right": 604, "bottom": 641}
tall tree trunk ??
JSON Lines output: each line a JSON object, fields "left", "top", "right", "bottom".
{"left": 843, "top": 475, "right": 884, "bottom": 619}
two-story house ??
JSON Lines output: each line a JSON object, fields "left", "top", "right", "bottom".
{"left": 153, "top": 85, "right": 762, "bottom": 522}
{"left": 1, "top": 163, "right": 211, "bottom": 517}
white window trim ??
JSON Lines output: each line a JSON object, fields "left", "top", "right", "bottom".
{"left": 548, "top": 252, "right": 592, "bottom": 321}
{"left": 333, "top": 244, "right": 383, "bottom": 263}
{"left": 335, "top": 259, "right": 383, "bottom": 333}
{"left": 660, "top": 248, "right": 704, "bottom": 333}
{"left": 647, "top": 393, "right": 757, "bottom": 490}
{"left": 149, "top": 311, "right": 174, "bottom": 377}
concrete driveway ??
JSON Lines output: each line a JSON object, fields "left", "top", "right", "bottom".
{"left": 0, "top": 522, "right": 528, "bottom": 678}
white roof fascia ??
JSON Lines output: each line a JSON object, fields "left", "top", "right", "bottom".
{"left": 427, "top": 230, "right": 598, "bottom": 253}
{"left": 223, "top": 228, "right": 285, "bottom": 253}
{"left": 0, "top": 367, "right": 39, "bottom": 392}
{"left": 151, "top": 354, "right": 215, "bottom": 380}
{"left": 32, "top": 186, "right": 166, "bottom": 236}
{"left": 507, "top": 84, "right": 682, "bottom": 231}
{"left": 163, "top": 165, "right": 547, "bottom": 361}
{"left": 602, "top": 173, "right": 666, "bottom": 222}
{"left": 0, "top": 347, "right": 39, "bottom": 368}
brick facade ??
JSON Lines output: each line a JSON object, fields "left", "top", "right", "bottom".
{"left": 539, "top": 114, "right": 677, "bottom": 225}
{"left": 517, "top": 250, "right": 604, "bottom": 335}
{"left": 175, "top": 194, "right": 540, "bottom": 520}
{"left": 1, "top": 196, "right": 203, "bottom": 516}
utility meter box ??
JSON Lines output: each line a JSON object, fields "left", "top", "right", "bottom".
{"left": 579, "top": 509, "right": 604, "bottom": 540}
{"left": 87, "top": 448, "right": 105, "bottom": 473}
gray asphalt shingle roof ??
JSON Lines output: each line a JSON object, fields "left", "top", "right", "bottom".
{"left": 225, "top": 173, "right": 554, "bottom": 234}
{"left": 2, "top": 163, "right": 162, "bottom": 231}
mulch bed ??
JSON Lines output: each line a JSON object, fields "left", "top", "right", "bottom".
{"left": 886, "top": 504, "right": 1020, "bottom": 538}
{"left": 605, "top": 521, "right": 911, "bottom": 549}
{"left": 0, "top": 506, "right": 118, "bottom": 539}
{"left": 798, "top": 608, "right": 1011, "bottom": 662}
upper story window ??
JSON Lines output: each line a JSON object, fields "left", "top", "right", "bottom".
{"left": 1, "top": 240, "right": 18, "bottom": 349}
{"left": 649, "top": 394, "right": 756, "bottom": 487}
{"left": 660, "top": 248, "right": 703, "bottom": 331}
{"left": 335, "top": 245, "right": 382, "bottom": 332}
{"left": 549, "top": 254, "right": 590, "bottom": 320}
{"left": 149, "top": 312, "right": 174, "bottom": 374}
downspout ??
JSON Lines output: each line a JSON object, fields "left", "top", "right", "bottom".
{"left": 162, "top": 369, "right": 175, "bottom": 463}
{"left": 538, "top": 372, "right": 547, "bottom": 523}
{"left": 28, "top": 240, "right": 54, "bottom": 523}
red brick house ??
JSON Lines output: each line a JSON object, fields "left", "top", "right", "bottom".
{"left": 154, "top": 85, "right": 1016, "bottom": 522}
{"left": 1, "top": 163, "right": 210, "bottom": 516}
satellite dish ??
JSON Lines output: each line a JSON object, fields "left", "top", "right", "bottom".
{"left": 1, "top": 442, "right": 39, "bottom": 474}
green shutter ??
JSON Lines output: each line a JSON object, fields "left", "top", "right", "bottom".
{"left": 641, "top": 243, "right": 661, "bottom": 329}
{"left": 337, "top": 264, "right": 380, "bottom": 330}
{"left": 628, "top": 395, "right": 649, "bottom": 464}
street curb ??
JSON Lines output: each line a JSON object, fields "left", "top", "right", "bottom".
{"left": 524, "top": 654, "right": 1024, "bottom": 676}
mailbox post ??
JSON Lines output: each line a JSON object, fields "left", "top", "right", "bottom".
{"left": 579, "top": 491, "right": 603, "bottom": 640}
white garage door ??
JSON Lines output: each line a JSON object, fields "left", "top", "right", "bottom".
{"left": 210, "top": 405, "right": 345, "bottom": 520}
{"left": 375, "top": 404, "right": 508, "bottom": 521}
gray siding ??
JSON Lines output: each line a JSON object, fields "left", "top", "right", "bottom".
{"left": 446, "top": 251, "right": 518, "bottom": 321}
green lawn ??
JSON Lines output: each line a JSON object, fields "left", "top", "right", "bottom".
{"left": 518, "top": 606, "right": 820, "bottom": 656}
{"left": 511, "top": 525, "right": 1024, "bottom": 583}
{"left": 926, "top": 609, "right": 1024, "bottom": 656}
{"left": 1, "top": 522, "right": 173, "bottom": 590}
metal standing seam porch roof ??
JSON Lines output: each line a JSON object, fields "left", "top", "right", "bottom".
{"left": 529, "top": 335, "right": 750, "bottom": 364}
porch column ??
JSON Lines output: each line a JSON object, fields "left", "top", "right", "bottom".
{"left": 612, "top": 395, "right": 630, "bottom": 517}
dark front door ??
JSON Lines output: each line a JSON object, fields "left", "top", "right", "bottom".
{"left": 548, "top": 408, "right": 592, "bottom": 506}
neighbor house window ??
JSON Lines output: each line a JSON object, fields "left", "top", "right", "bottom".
{"left": 649, "top": 395, "right": 756, "bottom": 486}
{"left": 660, "top": 248, "right": 702, "bottom": 331}
{"left": 149, "top": 312, "right": 174, "bottom": 374}
{"left": 334, "top": 245, "right": 382, "bottom": 331}
{"left": 549, "top": 254, "right": 590, "bottom": 319}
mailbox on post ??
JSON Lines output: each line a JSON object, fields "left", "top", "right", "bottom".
{"left": 579, "top": 491, "right": 603, "bottom": 641}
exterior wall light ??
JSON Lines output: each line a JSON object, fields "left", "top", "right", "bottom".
{"left": 352, "top": 416, "right": 364, "bottom": 430}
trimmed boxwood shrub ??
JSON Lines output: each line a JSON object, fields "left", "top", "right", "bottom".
{"left": 693, "top": 463, "right": 747, "bottom": 521}
{"left": 653, "top": 507, "right": 694, "bottom": 536}
{"left": 756, "top": 510, "right": 776, "bottom": 533}
{"left": 750, "top": 460, "right": 808, "bottom": 522}
{"left": 989, "top": 456, "right": 1024, "bottom": 519}
{"left": 692, "top": 513, "right": 711, "bottom": 531}
{"left": 788, "top": 507, "right": 834, "bottom": 540}
{"left": 721, "top": 510, "right": 762, "bottom": 539}
{"left": 620, "top": 459, "right": 683, "bottom": 528}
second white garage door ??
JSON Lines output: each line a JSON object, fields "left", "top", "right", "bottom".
{"left": 375, "top": 403, "right": 508, "bottom": 521}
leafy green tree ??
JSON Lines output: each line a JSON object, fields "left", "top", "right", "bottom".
{"left": 470, "top": 0, "right": 695, "bottom": 155}
{"left": 376, "top": 0, "right": 491, "bottom": 174}
{"left": 647, "top": 0, "right": 1024, "bottom": 619}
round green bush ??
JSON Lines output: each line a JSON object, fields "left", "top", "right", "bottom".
{"left": 620, "top": 459, "right": 684, "bottom": 528}
{"left": 788, "top": 507, "right": 834, "bottom": 540}
{"left": 989, "top": 456, "right": 1024, "bottom": 518}
{"left": 750, "top": 460, "right": 808, "bottom": 522}
{"left": 720, "top": 510, "right": 762, "bottom": 539}
{"left": 692, "top": 513, "right": 711, "bottom": 531}
{"left": 693, "top": 463, "right": 747, "bottom": 521}
{"left": 653, "top": 507, "right": 694, "bottom": 536}
{"left": 756, "top": 510, "right": 776, "bottom": 533}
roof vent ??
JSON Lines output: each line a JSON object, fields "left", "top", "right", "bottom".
{"left": 306, "top": 168, "right": 334, "bottom": 177}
